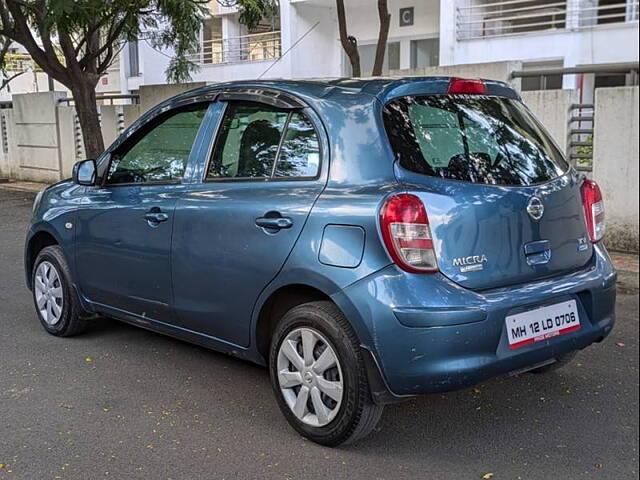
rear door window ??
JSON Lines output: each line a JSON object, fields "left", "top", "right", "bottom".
{"left": 206, "top": 102, "right": 320, "bottom": 180}
{"left": 383, "top": 96, "right": 569, "bottom": 186}
{"left": 207, "top": 103, "right": 289, "bottom": 179}
{"left": 274, "top": 112, "right": 320, "bottom": 178}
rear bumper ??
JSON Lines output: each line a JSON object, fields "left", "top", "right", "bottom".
{"left": 333, "top": 244, "right": 616, "bottom": 401}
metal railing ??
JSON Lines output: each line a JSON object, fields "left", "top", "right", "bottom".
{"left": 3, "top": 53, "right": 45, "bottom": 72}
{"left": 457, "top": 0, "right": 639, "bottom": 40}
{"left": 187, "top": 31, "right": 281, "bottom": 66}
{"left": 567, "top": 103, "right": 594, "bottom": 171}
{"left": 512, "top": 61, "right": 640, "bottom": 80}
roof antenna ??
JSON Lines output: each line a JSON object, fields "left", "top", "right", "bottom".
{"left": 258, "top": 21, "right": 320, "bottom": 79}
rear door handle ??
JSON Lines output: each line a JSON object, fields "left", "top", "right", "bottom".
{"left": 144, "top": 211, "right": 169, "bottom": 224}
{"left": 255, "top": 216, "right": 293, "bottom": 230}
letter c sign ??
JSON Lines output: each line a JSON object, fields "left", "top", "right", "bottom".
{"left": 400, "top": 7, "right": 414, "bottom": 27}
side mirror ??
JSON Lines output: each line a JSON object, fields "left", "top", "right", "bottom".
{"left": 72, "top": 159, "right": 97, "bottom": 186}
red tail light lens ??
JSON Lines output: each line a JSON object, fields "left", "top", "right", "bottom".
{"left": 447, "top": 77, "right": 487, "bottom": 95}
{"left": 380, "top": 194, "right": 438, "bottom": 273}
{"left": 581, "top": 179, "right": 605, "bottom": 243}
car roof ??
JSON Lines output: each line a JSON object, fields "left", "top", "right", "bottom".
{"left": 170, "top": 76, "right": 520, "bottom": 107}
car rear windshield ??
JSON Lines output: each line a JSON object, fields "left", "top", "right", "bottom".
{"left": 383, "top": 95, "right": 569, "bottom": 186}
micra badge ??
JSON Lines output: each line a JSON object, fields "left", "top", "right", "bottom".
{"left": 453, "top": 255, "right": 488, "bottom": 273}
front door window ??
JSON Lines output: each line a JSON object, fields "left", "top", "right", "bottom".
{"left": 106, "top": 106, "right": 207, "bottom": 185}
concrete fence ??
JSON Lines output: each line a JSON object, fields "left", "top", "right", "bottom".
{"left": 521, "top": 89, "right": 579, "bottom": 154}
{"left": 0, "top": 92, "right": 142, "bottom": 182}
{"left": 0, "top": 84, "right": 637, "bottom": 252}
{"left": 592, "top": 86, "right": 639, "bottom": 253}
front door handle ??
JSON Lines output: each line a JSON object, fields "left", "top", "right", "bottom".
{"left": 144, "top": 211, "right": 169, "bottom": 224}
{"left": 255, "top": 216, "right": 293, "bottom": 230}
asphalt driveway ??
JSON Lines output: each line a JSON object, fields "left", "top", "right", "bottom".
{"left": 1, "top": 187, "right": 638, "bottom": 480}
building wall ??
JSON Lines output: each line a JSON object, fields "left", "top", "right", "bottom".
{"left": 346, "top": 0, "right": 440, "bottom": 43}
{"left": 287, "top": 4, "right": 343, "bottom": 78}
{"left": 120, "top": 0, "right": 443, "bottom": 89}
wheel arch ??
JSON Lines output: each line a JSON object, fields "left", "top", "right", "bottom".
{"left": 253, "top": 281, "right": 403, "bottom": 406}
{"left": 25, "top": 228, "right": 61, "bottom": 290}
{"left": 251, "top": 272, "right": 377, "bottom": 365}
{"left": 253, "top": 283, "right": 332, "bottom": 363}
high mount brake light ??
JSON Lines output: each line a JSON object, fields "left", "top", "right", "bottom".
{"left": 379, "top": 194, "right": 438, "bottom": 273}
{"left": 447, "top": 77, "right": 487, "bottom": 95}
{"left": 581, "top": 179, "right": 605, "bottom": 243}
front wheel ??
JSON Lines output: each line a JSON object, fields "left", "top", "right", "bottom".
{"left": 32, "top": 245, "right": 87, "bottom": 337}
{"left": 269, "top": 301, "right": 383, "bottom": 446}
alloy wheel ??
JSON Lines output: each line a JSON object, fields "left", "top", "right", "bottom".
{"left": 276, "top": 327, "right": 344, "bottom": 427}
{"left": 34, "top": 261, "right": 64, "bottom": 326}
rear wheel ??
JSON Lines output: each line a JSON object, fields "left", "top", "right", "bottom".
{"left": 32, "top": 246, "right": 87, "bottom": 337}
{"left": 529, "top": 352, "right": 578, "bottom": 374}
{"left": 269, "top": 301, "right": 383, "bottom": 446}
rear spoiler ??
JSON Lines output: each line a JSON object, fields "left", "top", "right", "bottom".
{"left": 371, "top": 77, "right": 520, "bottom": 104}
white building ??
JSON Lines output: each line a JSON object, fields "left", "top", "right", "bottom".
{"left": 121, "top": 0, "right": 639, "bottom": 99}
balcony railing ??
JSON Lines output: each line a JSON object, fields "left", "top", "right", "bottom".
{"left": 457, "top": 0, "right": 639, "bottom": 40}
{"left": 187, "top": 31, "right": 281, "bottom": 66}
{"left": 4, "top": 53, "right": 44, "bottom": 72}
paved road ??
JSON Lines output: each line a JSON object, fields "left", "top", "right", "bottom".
{"left": 1, "top": 187, "right": 638, "bottom": 480}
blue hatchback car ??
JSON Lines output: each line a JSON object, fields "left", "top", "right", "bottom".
{"left": 26, "top": 77, "right": 616, "bottom": 446}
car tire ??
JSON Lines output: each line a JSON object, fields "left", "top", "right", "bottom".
{"left": 32, "top": 245, "right": 87, "bottom": 337}
{"left": 269, "top": 301, "right": 384, "bottom": 447}
{"left": 529, "top": 352, "right": 578, "bottom": 374}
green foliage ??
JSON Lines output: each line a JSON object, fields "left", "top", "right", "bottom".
{"left": 0, "top": 0, "right": 279, "bottom": 156}
{"left": 236, "top": 0, "right": 279, "bottom": 30}
{"left": 0, "top": 0, "right": 208, "bottom": 84}
{"left": 1, "top": 0, "right": 280, "bottom": 84}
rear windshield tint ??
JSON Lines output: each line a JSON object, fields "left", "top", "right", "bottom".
{"left": 383, "top": 95, "right": 569, "bottom": 186}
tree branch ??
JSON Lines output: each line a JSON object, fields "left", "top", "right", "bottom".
{"left": 0, "top": 69, "right": 24, "bottom": 90}
{"left": 372, "top": 0, "right": 391, "bottom": 77}
{"left": 336, "top": 0, "right": 360, "bottom": 77}
{"left": 79, "top": 15, "right": 131, "bottom": 74}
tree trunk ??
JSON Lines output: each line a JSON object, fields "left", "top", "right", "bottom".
{"left": 372, "top": 0, "right": 391, "bottom": 77}
{"left": 71, "top": 80, "right": 104, "bottom": 159}
{"left": 336, "top": 0, "right": 361, "bottom": 77}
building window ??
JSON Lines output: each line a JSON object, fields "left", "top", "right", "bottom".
{"left": 202, "top": 17, "right": 223, "bottom": 64}
{"left": 594, "top": 73, "right": 629, "bottom": 88}
{"left": 128, "top": 39, "right": 140, "bottom": 77}
{"left": 521, "top": 61, "right": 564, "bottom": 91}
{"left": 410, "top": 38, "right": 439, "bottom": 69}
{"left": 356, "top": 42, "right": 400, "bottom": 76}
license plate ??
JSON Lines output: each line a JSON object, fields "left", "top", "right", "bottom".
{"left": 506, "top": 300, "right": 581, "bottom": 350}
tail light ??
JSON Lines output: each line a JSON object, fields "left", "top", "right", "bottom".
{"left": 447, "top": 77, "right": 487, "bottom": 95}
{"left": 380, "top": 194, "right": 438, "bottom": 273}
{"left": 581, "top": 179, "right": 605, "bottom": 243}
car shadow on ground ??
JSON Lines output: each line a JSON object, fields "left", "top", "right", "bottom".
{"left": 76, "top": 313, "right": 621, "bottom": 461}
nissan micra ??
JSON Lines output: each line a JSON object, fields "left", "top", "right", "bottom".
{"left": 26, "top": 77, "right": 616, "bottom": 446}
